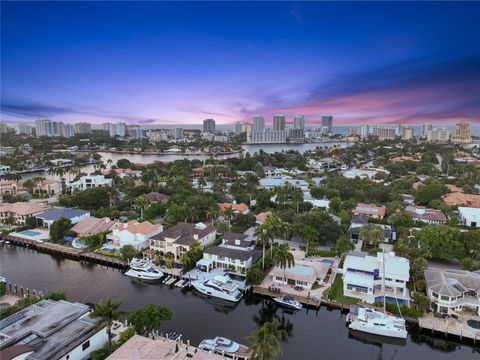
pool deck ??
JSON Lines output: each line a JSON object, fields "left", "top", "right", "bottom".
{"left": 419, "top": 312, "right": 480, "bottom": 342}
{"left": 10, "top": 228, "right": 49, "bottom": 242}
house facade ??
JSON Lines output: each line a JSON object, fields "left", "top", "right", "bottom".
{"left": 107, "top": 220, "right": 163, "bottom": 251}
{"left": 0, "top": 202, "right": 50, "bottom": 225}
{"left": 458, "top": 207, "right": 480, "bottom": 228}
{"left": 340, "top": 251, "right": 410, "bottom": 305}
{"left": 150, "top": 222, "right": 216, "bottom": 261}
{"left": 70, "top": 175, "right": 113, "bottom": 191}
{"left": 405, "top": 205, "right": 447, "bottom": 224}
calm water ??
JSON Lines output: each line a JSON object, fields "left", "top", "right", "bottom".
{"left": 0, "top": 246, "right": 477, "bottom": 360}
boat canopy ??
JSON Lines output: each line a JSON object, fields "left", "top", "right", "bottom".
{"left": 284, "top": 294, "right": 295, "bottom": 301}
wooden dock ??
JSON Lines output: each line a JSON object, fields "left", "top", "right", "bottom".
{"left": 2, "top": 235, "right": 128, "bottom": 269}
{"left": 253, "top": 286, "right": 322, "bottom": 308}
{"left": 419, "top": 314, "right": 480, "bottom": 343}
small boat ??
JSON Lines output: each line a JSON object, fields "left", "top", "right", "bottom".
{"left": 199, "top": 336, "right": 249, "bottom": 359}
{"left": 273, "top": 294, "right": 303, "bottom": 310}
{"left": 192, "top": 275, "right": 243, "bottom": 302}
{"left": 163, "top": 275, "right": 172, "bottom": 284}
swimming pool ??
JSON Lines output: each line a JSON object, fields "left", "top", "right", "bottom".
{"left": 18, "top": 230, "right": 41, "bottom": 237}
{"left": 321, "top": 259, "right": 335, "bottom": 265}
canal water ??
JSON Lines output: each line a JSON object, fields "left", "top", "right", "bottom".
{"left": 1, "top": 245, "right": 477, "bottom": 360}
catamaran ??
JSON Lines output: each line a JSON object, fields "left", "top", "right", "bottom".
{"left": 125, "top": 258, "right": 164, "bottom": 280}
{"left": 192, "top": 275, "right": 243, "bottom": 302}
{"left": 346, "top": 250, "right": 408, "bottom": 339}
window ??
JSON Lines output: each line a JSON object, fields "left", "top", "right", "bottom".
{"left": 440, "top": 295, "right": 450, "bottom": 301}
{"left": 82, "top": 340, "right": 90, "bottom": 351}
{"left": 432, "top": 292, "right": 439, "bottom": 298}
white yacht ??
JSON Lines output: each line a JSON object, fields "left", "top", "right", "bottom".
{"left": 346, "top": 250, "right": 408, "bottom": 339}
{"left": 125, "top": 258, "right": 164, "bottom": 280}
{"left": 198, "top": 337, "right": 249, "bottom": 358}
{"left": 273, "top": 294, "right": 303, "bottom": 310}
{"left": 192, "top": 275, "right": 243, "bottom": 302}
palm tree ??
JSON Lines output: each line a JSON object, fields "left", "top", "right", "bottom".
{"left": 255, "top": 222, "right": 275, "bottom": 271}
{"left": 91, "top": 298, "right": 121, "bottom": 353}
{"left": 299, "top": 225, "right": 318, "bottom": 256}
{"left": 197, "top": 176, "right": 207, "bottom": 190}
{"left": 135, "top": 195, "right": 148, "bottom": 219}
{"left": 206, "top": 206, "right": 219, "bottom": 227}
{"left": 32, "top": 176, "right": 45, "bottom": 196}
{"left": 215, "top": 221, "right": 229, "bottom": 235}
{"left": 223, "top": 206, "right": 235, "bottom": 230}
{"left": 247, "top": 319, "right": 287, "bottom": 360}
{"left": 359, "top": 224, "right": 385, "bottom": 247}
{"left": 272, "top": 244, "right": 295, "bottom": 285}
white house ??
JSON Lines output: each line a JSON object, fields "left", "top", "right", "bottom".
{"left": 70, "top": 175, "right": 113, "bottom": 191}
{"left": 199, "top": 232, "right": 259, "bottom": 274}
{"left": 425, "top": 268, "right": 480, "bottom": 315}
{"left": 458, "top": 207, "right": 480, "bottom": 228}
{"left": 343, "top": 169, "right": 377, "bottom": 180}
{"left": 339, "top": 251, "right": 410, "bottom": 305}
{"left": 0, "top": 299, "right": 108, "bottom": 360}
{"left": 259, "top": 177, "right": 309, "bottom": 191}
{"left": 107, "top": 220, "right": 163, "bottom": 251}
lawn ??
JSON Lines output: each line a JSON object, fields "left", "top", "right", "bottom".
{"left": 324, "top": 274, "right": 360, "bottom": 305}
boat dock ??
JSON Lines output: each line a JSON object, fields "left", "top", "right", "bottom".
{"left": 2, "top": 235, "right": 128, "bottom": 269}
{"left": 419, "top": 313, "right": 480, "bottom": 343}
{"left": 253, "top": 286, "right": 322, "bottom": 309}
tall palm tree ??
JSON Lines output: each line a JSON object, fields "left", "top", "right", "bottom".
{"left": 223, "top": 206, "right": 235, "bottom": 230}
{"left": 206, "top": 206, "right": 219, "bottom": 227}
{"left": 359, "top": 224, "right": 385, "bottom": 247}
{"left": 299, "top": 225, "right": 318, "bottom": 256}
{"left": 272, "top": 244, "right": 295, "bottom": 285}
{"left": 247, "top": 319, "right": 287, "bottom": 360}
{"left": 135, "top": 195, "right": 148, "bottom": 219}
{"left": 32, "top": 176, "right": 45, "bottom": 196}
{"left": 91, "top": 298, "right": 121, "bottom": 353}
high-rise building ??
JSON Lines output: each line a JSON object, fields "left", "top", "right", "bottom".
{"left": 74, "top": 122, "right": 92, "bottom": 134}
{"left": 360, "top": 124, "right": 369, "bottom": 138}
{"left": 427, "top": 127, "right": 450, "bottom": 142}
{"left": 174, "top": 127, "right": 183, "bottom": 140}
{"left": 0, "top": 123, "right": 10, "bottom": 134}
{"left": 127, "top": 126, "right": 144, "bottom": 138}
{"left": 203, "top": 119, "right": 216, "bottom": 133}
{"left": 253, "top": 115, "right": 265, "bottom": 132}
{"left": 288, "top": 128, "right": 304, "bottom": 143}
{"left": 241, "top": 123, "right": 252, "bottom": 135}
{"left": 401, "top": 127, "right": 414, "bottom": 141}
{"left": 234, "top": 122, "right": 241, "bottom": 134}
{"left": 376, "top": 127, "right": 396, "bottom": 140}
{"left": 36, "top": 118, "right": 59, "bottom": 137}
{"left": 108, "top": 123, "right": 126, "bottom": 137}
{"left": 249, "top": 129, "right": 287, "bottom": 144}
{"left": 293, "top": 115, "right": 305, "bottom": 130}
{"left": 321, "top": 116, "right": 333, "bottom": 133}
{"left": 273, "top": 115, "right": 286, "bottom": 131}
{"left": 451, "top": 121, "right": 472, "bottom": 144}
{"left": 348, "top": 127, "right": 360, "bottom": 136}
{"left": 16, "top": 123, "right": 33, "bottom": 135}
{"left": 422, "top": 123, "right": 432, "bottom": 138}
{"left": 59, "top": 123, "right": 74, "bottom": 138}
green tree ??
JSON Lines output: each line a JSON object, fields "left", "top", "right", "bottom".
{"left": 415, "top": 225, "right": 464, "bottom": 260}
{"left": 412, "top": 292, "right": 430, "bottom": 314}
{"left": 329, "top": 197, "right": 342, "bottom": 213}
{"left": 135, "top": 195, "right": 148, "bottom": 220}
{"left": 299, "top": 225, "right": 318, "bottom": 255}
{"left": 116, "top": 158, "right": 132, "bottom": 169}
{"left": 415, "top": 182, "right": 447, "bottom": 205}
{"left": 359, "top": 224, "right": 385, "bottom": 247}
{"left": 272, "top": 244, "right": 295, "bottom": 284}
{"left": 49, "top": 217, "right": 72, "bottom": 243}
{"left": 180, "top": 241, "right": 203, "bottom": 271}
{"left": 247, "top": 319, "right": 287, "bottom": 360}
{"left": 91, "top": 298, "right": 122, "bottom": 352}
{"left": 25, "top": 216, "right": 37, "bottom": 229}
{"left": 120, "top": 245, "right": 137, "bottom": 261}
{"left": 334, "top": 236, "right": 354, "bottom": 256}
{"left": 128, "top": 304, "right": 174, "bottom": 336}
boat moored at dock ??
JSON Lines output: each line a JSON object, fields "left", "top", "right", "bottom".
{"left": 125, "top": 258, "right": 164, "bottom": 280}
{"left": 273, "top": 294, "right": 303, "bottom": 310}
{"left": 192, "top": 275, "right": 243, "bottom": 302}
{"left": 198, "top": 336, "right": 249, "bottom": 359}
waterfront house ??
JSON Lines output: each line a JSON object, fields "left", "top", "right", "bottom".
{"left": 150, "top": 222, "right": 216, "bottom": 261}
{"left": 0, "top": 300, "right": 108, "bottom": 360}
{"left": 405, "top": 205, "right": 447, "bottom": 224}
{"left": 106, "top": 220, "right": 163, "bottom": 251}
{"left": 352, "top": 203, "right": 386, "bottom": 219}
{"left": 69, "top": 175, "right": 113, "bottom": 191}
{"left": 0, "top": 202, "right": 50, "bottom": 225}
{"left": 71, "top": 216, "right": 116, "bottom": 237}
{"left": 270, "top": 264, "right": 317, "bottom": 289}
{"left": 199, "top": 232, "right": 259, "bottom": 273}
{"left": 36, "top": 208, "right": 90, "bottom": 229}
{"left": 457, "top": 207, "right": 480, "bottom": 228}
{"left": 339, "top": 251, "right": 410, "bottom": 305}
{"left": 425, "top": 268, "right": 480, "bottom": 315}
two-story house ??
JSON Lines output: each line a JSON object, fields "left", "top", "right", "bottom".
{"left": 107, "top": 220, "right": 163, "bottom": 251}
{"left": 0, "top": 202, "right": 50, "bottom": 225}
{"left": 150, "top": 222, "right": 216, "bottom": 261}
{"left": 339, "top": 251, "right": 410, "bottom": 305}
{"left": 199, "top": 232, "right": 260, "bottom": 274}
{"left": 69, "top": 175, "right": 113, "bottom": 191}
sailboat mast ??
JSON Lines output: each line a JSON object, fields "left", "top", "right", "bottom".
{"left": 382, "top": 249, "right": 386, "bottom": 313}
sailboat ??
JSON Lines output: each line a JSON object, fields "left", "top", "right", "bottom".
{"left": 346, "top": 250, "right": 408, "bottom": 339}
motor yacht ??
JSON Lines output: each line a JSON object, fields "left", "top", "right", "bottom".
{"left": 125, "top": 258, "right": 163, "bottom": 280}
{"left": 192, "top": 275, "right": 243, "bottom": 302}
{"left": 273, "top": 294, "right": 303, "bottom": 310}
{"left": 198, "top": 337, "right": 249, "bottom": 359}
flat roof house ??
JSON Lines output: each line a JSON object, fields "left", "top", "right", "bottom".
{"left": 36, "top": 208, "right": 90, "bottom": 229}
{"left": 425, "top": 268, "right": 480, "bottom": 315}
{"left": 69, "top": 175, "right": 113, "bottom": 191}
{"left": 0, "top": 202, "right": 50, "bottom": 225}
{"left": 339, "top": 251, "right": 410, "bottom": 305}
{"left": 150, "top": 222, "right": 216, "bottom": 262}
{"left": 0, "top": 299, "right": 107, "bottom": 360}
{"left": 458, "top": 207, "right": 480, "bottom": 228}
{"left": 405, "top": 205, "right": 447, "bottom": 224}
{"left": 352, "top": 203, "right": 386, "bottom": 219}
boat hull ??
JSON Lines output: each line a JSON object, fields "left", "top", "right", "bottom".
{"left": 193, "top": 284, "right": 242, "bottom": 302}
{"left": 273, "top": 298, "right": 302, "bottom": 310}
{"left": 348, "top": 320, "right": 408, "bottom": 339}
{"left": 125, "top": 270, "right": 163, "bottom": 280}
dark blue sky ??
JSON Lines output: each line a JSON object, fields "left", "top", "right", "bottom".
{"left": 2, "top": 1, "right": 479, "bottom": 125}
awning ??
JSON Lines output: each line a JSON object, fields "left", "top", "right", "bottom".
{"left": 196, "top": 258, "right": 214, "bottom": 267}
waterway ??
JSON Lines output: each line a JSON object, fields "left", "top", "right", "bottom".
{"left": 0, "top": 245, "right": 477, "bottom": 360}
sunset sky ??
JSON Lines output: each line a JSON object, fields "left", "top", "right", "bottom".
{"left": 1, "top": 2, "right": 479, "bottom": 126}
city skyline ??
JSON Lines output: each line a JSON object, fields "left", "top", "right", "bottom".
{"left": 1, "top": 2, "right": 480, "bottom": 125}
